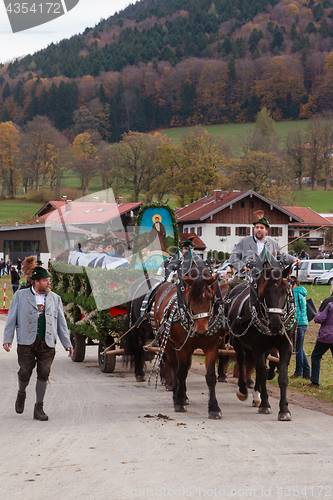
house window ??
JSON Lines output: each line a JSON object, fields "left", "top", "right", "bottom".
{"left": 241, "top": 201, "right": 245, "bottom": 208}
{"left": 299, "top": 230, "right": 308, "bottom": 237}
{"left": 190, "top": 227, "right": 195, "bottom": 233}
{"left": 250, "top": 201, "right": 254, "bottom": 208}
{"left": 184, "top": 227, "right": 188, "bottom": 234}
{"left": 216, "top": 226, "right": 231, "bottom": 236}
{"left": 269, "top": 227, "right": 283, "bottom": 237}
{"left": 288, "top": 230, "right": 294, "bottom": 238}
{"left": 235, "top": 227, "right": 250, "bottom": 236}
{"left": 197, "top": 227, "right": 202, "bottom": 237}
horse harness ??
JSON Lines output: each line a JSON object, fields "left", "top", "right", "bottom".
{"left": 225, "top": 275, "right": 296, "bottom": 338}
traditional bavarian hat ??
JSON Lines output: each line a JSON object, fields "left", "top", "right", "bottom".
{"left": 252, "top": 210, "right": 270, "bottom": 228}
{"left": 31, "top": 267, "right": 52, "bottom": 280}
{"left": 36, "top": 260, "right": 43, "bottom": 265}
{"left": 181, "top": 240, "right": 195, "bottom": 248}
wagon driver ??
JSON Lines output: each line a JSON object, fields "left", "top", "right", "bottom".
{"left": 229, "top": 211, "right": 301, "bottom": 275}
{"left": 3, "top": 267, "right": 73, "bottom": 421}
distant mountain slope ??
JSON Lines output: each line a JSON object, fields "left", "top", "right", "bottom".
{"left": 1, "top": 0, "right": 333, "bottom": 139}
{"left": 6, "top": 0, "right": 280, "bottom": 78}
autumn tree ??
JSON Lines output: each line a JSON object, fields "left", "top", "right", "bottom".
{"left": 19, "top": 116, "right": 68, "bottom": 193}
{"left": 319, "top": 113, "right": 333, "bottom": 191}
{"left": 110, "top": 131, "right": 170, "bottom": 202}
{"left": 285, "top": 128, "right": 308, "bottom": 189}
{"left": 95, "top": 142, "right": 123, "bottom": 198}
{"left": 306, "top": 118, "right": 324, "bottom": 190}
{"left": 0, "top": 121, "right": 20, "bottom": 196}
{"left": 173, "top": 127, "right": 227, "bottom": 205}
{"left": 228, "top": 151, "right": 290, "bottom": 198}
{"left": 71, "top": 132, "right": 98, "bottom": 195}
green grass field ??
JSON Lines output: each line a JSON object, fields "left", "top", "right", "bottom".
{"left": 292, "top": 186, "right": 333, "bottom": 213}
{"left": 0, "top": 200, "right": 44, "bottom": 225}
{"left": 160, "top": 119, "right": 310, "bottom": 148}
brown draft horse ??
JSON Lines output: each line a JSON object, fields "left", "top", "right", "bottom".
{"left": 227, "top": 261, "right": 296, "bottom": 421}
{"left": 154, "top": 267, "right": 223, "bottom": 419}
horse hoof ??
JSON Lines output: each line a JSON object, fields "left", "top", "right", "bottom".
{"left": 135, "top": 375, "right": 146, "bottom": 382}
{"left": 209, "top": 411, "right": 222, "bottom": 419}
{"left": 258, "top": 407, "right": 272, "bottom": 414}
{"left": 278, "top": 412, "right": 292, "bottom": 421}
{"left": 252, "top": 391, "right": 261, "bottom": 408}
{"left": 185, "top": 396, "right": 190, "bottom": 405}
{"left": 174, "top": 405, "right": 187, "bottom": 412}
{"left": 218, "top": 375, "right": 228, "bottom": 383}
{"left": 236, "top": 389, "right": 248, "bottom": 401}
{"left": 164, "top": 385, "right": 173, "bottom": 392}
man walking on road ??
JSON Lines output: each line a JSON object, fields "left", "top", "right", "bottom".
{"left": 3, "top": 267, "right": 73, "bottom": 421}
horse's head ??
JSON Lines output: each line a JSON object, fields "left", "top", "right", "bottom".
{"left": 183, "top": 268, "right": 218, "bottom": 335}
{"left": 257, "top": 262, "right": 292, "bottom": 334}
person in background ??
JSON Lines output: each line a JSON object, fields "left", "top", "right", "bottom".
{"left": 6, "top": 259, "right": 11, "bottom": 275}
{"left": 310, "top": 283, "right": 333, "bottom": 387}
{"left": 1, "top": 258, "right": 5, "bottom": 276}
{"left": 10, "top": 266, "right": 20, "bottom": 294}
{"left": 290, "top": 277, "right": 310, "bottom": 379}
{"left": 17, "top": 258, "right": 22, "bottom": 275}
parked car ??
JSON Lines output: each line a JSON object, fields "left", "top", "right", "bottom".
{"left": 316, "top": 268, "right": 333, "bottom": 285}
{"left": 297, "top": 259, "right": 333, "bottom": 283}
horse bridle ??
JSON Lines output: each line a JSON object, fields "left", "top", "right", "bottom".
{"left": 188, "top": 301, "right": 214, "bottom": 321}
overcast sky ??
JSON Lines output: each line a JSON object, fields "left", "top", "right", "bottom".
{"left": 0, "top": 0, "right": 136, "bottom": 65}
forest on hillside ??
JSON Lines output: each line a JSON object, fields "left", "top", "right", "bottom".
{"left": 2, "top": 0, "right": 333, "bottom": 139}
{"left": 1, "top": 110, "right": 332, "bottom": 210}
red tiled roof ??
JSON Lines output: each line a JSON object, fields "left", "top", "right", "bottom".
{"left": 179, "top": 233, "right": 206, "bottom": 249}
{"left": 282, "top": 207, "right": 333, "bottom": 226}
{"left": 176, "top": 192, "right": 245, "bottom": 222}
{"left": 43, "top": 202, "right": 142, "bottom": 224}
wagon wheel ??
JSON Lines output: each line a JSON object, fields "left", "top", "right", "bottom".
{"left": 98, "top": 336, "right": 116, "bottom": 373}
{"left": 70, "top": 331, "right": 86, "bottom": 362}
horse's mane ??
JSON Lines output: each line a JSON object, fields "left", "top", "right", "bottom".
{"left": 258, "top": 264, "right": 287, "bottom": 298}
{"left": 187, "top": 268, "right": 213, "bottom": 303}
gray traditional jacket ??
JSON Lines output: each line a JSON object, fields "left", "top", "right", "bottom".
{"left": 3, "top": 287, "right": 72, "bottom": 350}
{"left": 229, "top": 236, "right": 295, "bottom": 274}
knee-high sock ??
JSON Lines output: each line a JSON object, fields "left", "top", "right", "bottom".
{"left": 36, "top": 380, "right": 47, "bottom": 403}
{"left": 18, "top": 378, "right": 29, "bottom": 394}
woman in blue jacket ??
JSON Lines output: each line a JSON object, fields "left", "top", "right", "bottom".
{"left": 290, "top": 277, "right": 310, "bottom": 379}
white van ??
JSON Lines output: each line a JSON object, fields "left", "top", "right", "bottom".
{"left": 297, "top": 259, "right": 333, "bottom": 283}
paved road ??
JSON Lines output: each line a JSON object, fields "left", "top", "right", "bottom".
{"left": 0, "top": 320, "right": 332, "bottom": 500}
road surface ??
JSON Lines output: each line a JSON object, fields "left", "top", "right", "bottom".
{"left": 0, "top": 320, "right": 332, "bottom": 500}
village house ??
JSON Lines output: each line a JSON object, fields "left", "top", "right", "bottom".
{"left": 283, "top": 207, "right": 333, "bottom": 256}
{"left": 176, "top": 190, "right": 302, "bottom": 261}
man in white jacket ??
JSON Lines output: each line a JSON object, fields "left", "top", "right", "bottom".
{"left": 3, "top": 267, "right": 73, "bottom": 421}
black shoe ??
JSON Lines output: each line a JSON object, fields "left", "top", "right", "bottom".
{"left": 303, "top": 374, "right": 310, "bottom": 379}
{"left": 34, "top": 403, "right": 48, "bottom": 421}
{"left": 15, "top": 391, "right": 26, "bottom": 414}
{"left": 309, "top": 382, "right": 319, "bottom": 388}
{"left": 290, "top": 374, "right": 299, "bottom": 379}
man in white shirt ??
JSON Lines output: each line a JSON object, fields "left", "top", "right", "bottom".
{"left": 229, "top": 214, "right": 300, "bottom": 275}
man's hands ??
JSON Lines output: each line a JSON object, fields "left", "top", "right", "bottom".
{"left": 294, "top": 258, "right": 301, "bottom": 267}
{"left": 3, "top": 343, "right": 12, "bottom": 352}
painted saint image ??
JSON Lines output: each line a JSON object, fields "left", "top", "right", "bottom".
{"left": 148, "top": 214, "right": 167, "bottom": 253}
